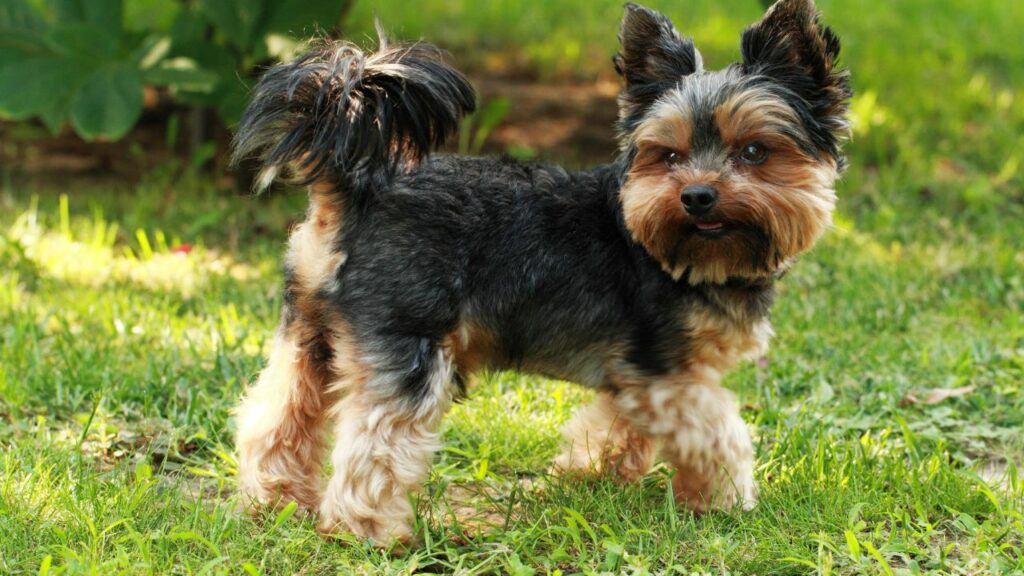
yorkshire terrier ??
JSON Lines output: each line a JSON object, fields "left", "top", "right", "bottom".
{"left": 231, "top": 0, "right": 851, "bottom": 545}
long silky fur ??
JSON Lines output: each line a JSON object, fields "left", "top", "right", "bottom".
{"left": 232, "top": 35, "right": 476, "bottom": 193}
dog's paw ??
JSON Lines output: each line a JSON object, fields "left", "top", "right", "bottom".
{"left": 236, "top": 478, "right": 321, "bottom": 518}
{"left": 671, "top": 464, "right": 758, "bottom": 513}
{"left": 551, "top": 449, "right": 651, "bottom": 484}
{"left": 317, "top": 498, "right": 415, "bottom": 551}
{"left": 550, "top": 448, "right": 601, "bottom": 477}
{"left": 317, "top": 515, "right": 414, "bottom": 552}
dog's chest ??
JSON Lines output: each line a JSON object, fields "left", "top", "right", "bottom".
{"left": 682, "top": 304, "right": 773, "bottom": 378}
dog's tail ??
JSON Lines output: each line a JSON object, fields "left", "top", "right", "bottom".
{"left": 232, "top": 35, "right": 476, "bottom": 194}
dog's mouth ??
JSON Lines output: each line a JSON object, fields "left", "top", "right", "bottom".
{"left": 693, "top": 220, "right": 729, "bottom": 238}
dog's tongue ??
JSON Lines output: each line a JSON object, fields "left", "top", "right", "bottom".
{"left": 696, "top": 222, "right": 724, "bottom": 231}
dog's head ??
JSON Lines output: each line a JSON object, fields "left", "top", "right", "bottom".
{"left": 615, "top": 0, "right": 851, "bottom": 285}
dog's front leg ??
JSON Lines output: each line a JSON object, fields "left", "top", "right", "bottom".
{"left": 552, "top": 391, "right": 656, "bottom": 482}
{"left": 617, "top": 378, "right": 757, "bottom": 512}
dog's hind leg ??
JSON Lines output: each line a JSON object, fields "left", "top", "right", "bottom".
{"left": 235, "top": 187, "right": 345, "bottom": 513}
{"left": 552, "top": 392, "right": 656, "bottom": 483}
{"left": 318, "top": 335, "right": 454, "bottom": 546}
{"left": 234, "top": 320, "right": 333, "bottom": 512}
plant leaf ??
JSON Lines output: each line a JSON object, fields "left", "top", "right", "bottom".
{"left": 261, "top": 0, "right": 347, "bottom": 38}
{"left": 133, "top": 34, "right": 172, "bottom": 69}
{"left": 271, "top": 501, "right": 298, "bottom": 531}
{"left": 123, "top": 0, "right": 178, "bottom": 33}
{"left": 169, "top": 21, "right": 237, "bottom": 106}
{"left": 69, "top": 61, "right": 143, "bottom": 140}
{"left": 471, "top": 97, "right": 511, "bottom": 154}
{"left": 143, "top": 58, "right": 219, "bottom": 93}
{"left": 215, "top": 76, "right": 252, "bottom": 126}
{"left": 0, "top": 0, "right": 52, "bottom": 54}
{"left": 169, "top": 8, "right": 207, "bottom": 48}
{"left": 48, "top": 22, "right": 118, "bottom": 62}
{"left": 0, "top": 0, "right": 44, "bottom": 30}
{"left": 0, "top": 55, "right": 80, "bottom": 127}
{"left": 198, "top": 0, "right": 263, "bottom": 51}
{"left": 49, "top": 0, "right": 123, "bottom": 35}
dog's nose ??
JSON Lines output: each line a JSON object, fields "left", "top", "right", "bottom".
{"left": 681, "top": 184, "right": 718, "bottom": 216}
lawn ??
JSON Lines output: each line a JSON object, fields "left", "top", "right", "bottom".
{"left": 2, "top": 0, "right": 1023, "bottom": 574}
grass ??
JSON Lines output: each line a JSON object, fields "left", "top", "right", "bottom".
{"left": 2, "top": 0, "right": 1024, "bottom": 574}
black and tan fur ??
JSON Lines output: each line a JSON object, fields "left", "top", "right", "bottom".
{"left": 232, "top": 0, "right": 851, "bottom": 545}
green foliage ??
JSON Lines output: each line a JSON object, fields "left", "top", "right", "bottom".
{"left": 458, "top": 97, "right": 510, "bottom": 155}
{"left": 0, "top": 0, "right": 158, "bottom": 139}
{"left": 167, "top": 0, "right": 351, "bottom": 124}
{"left": 0, "top": 0, "right": 350, "bottom": 140}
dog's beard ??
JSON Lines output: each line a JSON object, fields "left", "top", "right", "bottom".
{"left": 668, "top": 223, "right": 777, "bottom": 284}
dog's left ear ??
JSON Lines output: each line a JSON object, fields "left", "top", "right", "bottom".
{"left": 615, "top": 3, "right": 703, "bottom": 125}
{"left": 741, "top": 0, "right": 851, "bottom": 153}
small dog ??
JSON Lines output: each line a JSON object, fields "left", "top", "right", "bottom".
{"left": 232, "top": 0, "right": 850, "bottom": 545}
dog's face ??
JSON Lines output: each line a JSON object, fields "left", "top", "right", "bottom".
{"left": 616, "top": 0, "right": 851, "bottom": 285}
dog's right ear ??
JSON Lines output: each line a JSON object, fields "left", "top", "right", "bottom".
{"left": 614, "top": 3, "right": 703, "bottom": 123}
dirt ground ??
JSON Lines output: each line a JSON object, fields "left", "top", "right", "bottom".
{"left": 476, "top": 76, "right": 621, "bottom": 166}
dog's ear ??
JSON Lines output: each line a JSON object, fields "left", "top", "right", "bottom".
{"left": 741, "top": 0, "right": 851, "bottom": 149}
{"left": 614, "top": 3, "right": 702, "bottom": 121}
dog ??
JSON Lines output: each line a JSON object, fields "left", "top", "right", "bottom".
{"left": 231, "top": 0, "right": 851, "bottom": 545}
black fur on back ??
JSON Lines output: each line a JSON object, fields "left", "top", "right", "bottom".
{"left": 232, "top": 35, "right": 476, "bottom": 194}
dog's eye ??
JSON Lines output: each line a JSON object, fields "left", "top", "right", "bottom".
{"left": 664, "top": 150, "right": 685, "bottom": 167}
{"left": 737, "top": 142, "right": 769, "bottom": 165}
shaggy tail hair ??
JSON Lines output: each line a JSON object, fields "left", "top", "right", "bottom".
{"left": 232, "top": 35, "right": 476, "bottom": 194}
